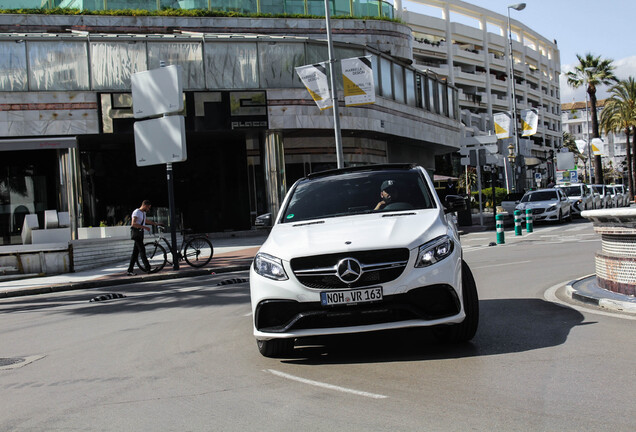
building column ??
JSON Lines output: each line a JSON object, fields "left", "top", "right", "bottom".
{"left": 264, "top": 130, "right": 287, "bottom": 222}
{"left": 442, "top": 4, "right": 455, "bottom": 85}
{"left": 57, "top": 145, "right": 83, "bottom": 239}
{"left": 481, "top": 15, "right": 493, "bottom": 130}
{"left": 393, "top": 0, "right": 403, "bottom": 19}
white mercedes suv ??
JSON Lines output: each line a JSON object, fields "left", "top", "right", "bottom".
{"left": 249, "top": 164, "right": 479, "bottom": 357}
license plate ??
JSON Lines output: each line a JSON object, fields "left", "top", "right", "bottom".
{"left": 320, "top": 287, "right": 383, "bottom": 306}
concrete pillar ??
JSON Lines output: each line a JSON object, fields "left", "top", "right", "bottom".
{"left": 442, "top": 4, "right": 455, "bottom": 85}
{"left": 393, "top": 0, "right": 402, "bottom": 19}
{"left": 264, "top": 130, "right": 287, "bottom": 222}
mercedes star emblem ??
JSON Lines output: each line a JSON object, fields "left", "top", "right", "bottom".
{"left": 336, "top": 258, "right": 363, "bottom": 284}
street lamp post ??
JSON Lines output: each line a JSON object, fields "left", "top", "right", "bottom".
{"left": 507, "top": 3, "right": 526, "bottom": 191}
{"left": 508, "top": 143, "right": 516, "bottom": 191}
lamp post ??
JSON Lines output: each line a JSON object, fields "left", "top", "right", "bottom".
{"left": 507, "top": 3, "right": 526, "bottom": 191}
{"left": 582, "top": 68, "right": 595, "bottom": 183}
{"left": 508, "top": 143, "right": 516, "bottom": 191}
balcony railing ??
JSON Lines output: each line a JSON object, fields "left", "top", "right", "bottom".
{"left": 5, "top": 0, "right": 394, "bottom": 19}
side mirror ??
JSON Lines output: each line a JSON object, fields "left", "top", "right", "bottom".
{"left": 444, "top": 195, "right": 467, "bottom": 213}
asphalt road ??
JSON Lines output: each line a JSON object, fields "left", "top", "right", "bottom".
{"left": 1, "top": 219, "right": 635, "bottom": 431}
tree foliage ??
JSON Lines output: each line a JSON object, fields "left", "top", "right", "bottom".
{"left": 600, "top": 77, "right": 636, "bottom": 199}
{"left": 566, "top": 53, "right": 617, "bottom": 184}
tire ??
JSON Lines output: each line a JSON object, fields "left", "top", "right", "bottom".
{"left": 434, "top": 260, "right": 479, "bottom": 343}
{"left": 557, "top": 210, "right": 563, "bottom": 224}
{"left": 183, "top": 237, "right": 214, "bottom": 268}
{"left": 257, "top": 338, "right": 294, "bottom": 358}
{"left": 138, "top": 242, "right": 167, "bottom": 273}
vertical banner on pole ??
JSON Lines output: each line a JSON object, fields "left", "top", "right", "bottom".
{"left": 520, "top": 108, "right": 539, "bottom": 136}
{"left": 295, "top": 63, "right": 333, "bottom": 111}
{"left": 493, "top": 112, "right": 512, "bottom": 139}
{"left": 341, "top": 55, "right": 376, "bottom": 106}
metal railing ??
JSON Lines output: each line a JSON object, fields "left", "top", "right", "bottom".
{"left": 5, "top": 0, "right": 394, "bottom": 18}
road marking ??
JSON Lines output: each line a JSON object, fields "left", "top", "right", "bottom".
{"left": 544, "top": 281, "right": 636, "bottom": 321}
{"left": 265, "top": 369, "right": 388, "bottom": 399}
{"left": 472, "top": 260, "right": 532, "bottom": 269}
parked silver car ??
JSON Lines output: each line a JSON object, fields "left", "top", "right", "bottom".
{"left": 590, "top": 184, "right": 613, "bottom": 208}
{"left": 555, "top": 183, "right": 594, "bottom": 216}
{"left": 609, "top": 184, "right": 629, "bottom": 207}
{"left": 586, "top": 185, "right": 602, "bottom": 209}
{"left": 515, "top": 188, "right": 572, "bottom": 223}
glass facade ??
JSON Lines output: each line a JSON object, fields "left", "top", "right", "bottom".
{"left": 0, "top": 36, "right": 457, "bottom": 118}
{"left": 1, "top": 0, "right": 394, "bottom": 18}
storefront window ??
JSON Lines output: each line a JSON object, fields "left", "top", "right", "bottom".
{"left": 90, "top": 41, "right": 147, "bottom": 90}
{"left": 0, "top": 41, "right": 27, "bottom": 91}
{"left": 393, "top": 63, "right": 405, "bottom": 103}
{"left": 28, "top": 41, "right": 89, "bottom": 91}
{"left": 258, "top": 42, "right": 305, "bottom": 88}
{"left": 0, "top": 150, "right": 58, "bottom": 245}
{"left": 147, "top": 42, "right": 205, "bottom": 89}
{"left": 380, "top": 57, "right": 392, "bottom": 99}
{"left": 206, "top": 42, "right": 259, "bottom": 89}
{"left": 405, "top": 69, "right": 416, "bottom": 106}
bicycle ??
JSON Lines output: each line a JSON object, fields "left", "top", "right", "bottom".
{"left": 137, "top": 226, "right": 214, "bottom": 272}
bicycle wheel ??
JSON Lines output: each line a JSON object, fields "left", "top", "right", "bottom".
{"left": 183, "top": 237, "right": 214, "bottom": 268}
{"left": 138, "top": 242, "right": 167, "bottom": 273}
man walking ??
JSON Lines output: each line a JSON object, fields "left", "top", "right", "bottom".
{"left": 127, "top": 200, "right": 161, "bottom": 276}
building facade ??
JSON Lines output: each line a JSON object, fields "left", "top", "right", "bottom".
{"left": 400, "top": 0, "right": 562, "bottom": 189}
{"left": 0, "top": 2, "right": 463, "bottom": 245}
{"left": 561, "top": 99, "right": 629, "bottom": 183}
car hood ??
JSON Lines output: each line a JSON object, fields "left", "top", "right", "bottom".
{"left": 259, "top": 209, "right": 449, "bottom": 261}
{"left": 517, "top": 201, "right": 559, "bottom": 209}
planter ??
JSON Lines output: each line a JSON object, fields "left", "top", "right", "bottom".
{"left": 581, "top": 208, "right": 636, "bottom": 296}
{"left": 78, "top": 226, "right": 130, "bottom": 239}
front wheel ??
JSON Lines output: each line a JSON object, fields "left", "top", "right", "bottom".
{"left": 138, "top": 242, "right": 167, "bottom": 273}
{"left": 434, "top": 260, "right": 479, "bottom": 343}
{"left": 183, "top": 237, "right": 214, "bottom": 267}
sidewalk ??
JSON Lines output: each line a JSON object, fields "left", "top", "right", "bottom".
{"left": 0, "top": 233, "right": 267, "bottom": 299}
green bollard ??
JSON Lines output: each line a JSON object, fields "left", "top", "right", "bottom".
{"left": 496, "top": 214, "right": 505, "bottom": 244}
{"left": 525, "top": 209, "right": 534, "bottom": 233}
{"left": 514, "top": 210, "right": 523, "bottom": 236}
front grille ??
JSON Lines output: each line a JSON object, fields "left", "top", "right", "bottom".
{"left": 290, "top": 248, "right": 410, "bottom": 289}
{"left": 255, "top": 284, "right": 461, "bottom": 332}
{"left": 532, "top": 208, "right": 545, "bottom": 215}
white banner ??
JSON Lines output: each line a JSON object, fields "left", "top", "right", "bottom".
{"left": 591, "top": 138, "right": 604, "bottom": 156}
{"left": 341, "top": 55, "right": 375, "bottom": 106}
{"left": 493, "top": 112, "right": 511, "bottom": 139}
{"left": 520, "top": 108, "right": 539, "bottom": 136}
{"left": 295, "top": 63, "right": 332, "bottom": 111}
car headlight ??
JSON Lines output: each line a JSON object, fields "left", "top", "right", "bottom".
{"left": 548, "top": 204, "right": 557, "bottom": 211}
{"left": 415, "top": 235, "right": 454, "bottom": 268}
{"left": 253, "top": 253, "right": 288, "bottom": 281}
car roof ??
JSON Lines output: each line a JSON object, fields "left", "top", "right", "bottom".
{"left": 304, "top": 163, "right": 418, "bottom": 180}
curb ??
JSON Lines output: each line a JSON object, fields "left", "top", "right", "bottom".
{"left": 0, "top": 265, "right": 251, "bottom": 299}
{"left": 565, "top": 275, "right": 636, "bottom": 314}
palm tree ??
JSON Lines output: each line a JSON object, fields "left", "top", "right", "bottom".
{"left": 566, "top": 53, "right": 617, "bottom": 184}
{"left": 600, "top": 77, "right": 636, "bottom": 201}
{"left": 562, "top": 131, "right": 588, "bottom": 181}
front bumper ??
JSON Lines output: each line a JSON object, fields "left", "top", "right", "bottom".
{"left": 250, "top": 248, "right": 464, "bottom": 340}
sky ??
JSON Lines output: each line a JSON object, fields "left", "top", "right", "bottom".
{"left": 403, "top": 0, "right": 636, "bottom": 103}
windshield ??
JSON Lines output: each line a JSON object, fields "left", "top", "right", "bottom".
{"left": 560, "top": 186, "right": 582, "bottom": 197}
{"left": 520, "top": 190, "right": 558, "bottom": 202}
{"left": 592, "top": 185, "right": 604, "bottom": 194}
{"left": 280, "top": 169, "right": 436, "bottom": 224}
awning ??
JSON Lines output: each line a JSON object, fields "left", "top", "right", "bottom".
{"left": 524, "top": 157, "right": 542, "bottom": 167}
{"left": 0, "top": 137, "right": 77, "bottom": 152}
